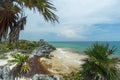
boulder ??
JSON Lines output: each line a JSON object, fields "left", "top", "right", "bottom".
{"left": 32, "top": 74, "right": 61, "bottom": 80}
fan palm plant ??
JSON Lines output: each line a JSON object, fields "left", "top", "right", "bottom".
{"left": 0, "top": 0, "right": 58, "bottom": 42}
{"left": 81, "top": 43, "right": 119, "bottom": 80}
{"left": 9, "top": 53, "right": 30, "bottom": 77}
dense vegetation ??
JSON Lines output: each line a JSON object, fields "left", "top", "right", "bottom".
{"left": 64, "top": 43, "right": 120, "bottom": 80}
{"left": 0, "top": 40, "right": 40, "bottom": 54}
{"left": 63, "top": 72, "right": 83, "bottom": 80}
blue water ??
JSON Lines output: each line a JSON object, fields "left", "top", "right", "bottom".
{"left": 49, "top": 41, "right": 120, "bottom": 57}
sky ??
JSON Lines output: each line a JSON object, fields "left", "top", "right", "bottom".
{"left": 20, "top": 0, "right": 120, "bottom": 41}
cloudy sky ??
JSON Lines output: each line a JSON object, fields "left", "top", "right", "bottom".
{"left": 20, "top": 0, "right": 120, "bottom": 41}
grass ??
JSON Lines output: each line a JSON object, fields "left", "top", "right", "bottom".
{"left": 63, "top": 72, "right": 82, "bottom": 80}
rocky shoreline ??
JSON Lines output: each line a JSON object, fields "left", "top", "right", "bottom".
{"left": 0, "top": 40, "right": 120, "bottom": 80}
{"left": 0, "top": 40, "right": 88, "bottom": 80}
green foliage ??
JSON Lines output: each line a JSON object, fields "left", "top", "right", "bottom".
{"left": 9, "top": 53, "right": 30, "bottom": 76}
{"left": 9, "top": 53, "right": 29, "bottom": 64}
{"left": 0, "top": 0, "right": 58, "bottom": 43}
{"left": 0, "top": 42, "right": 10, "bottom": 52}
{"left": 81, "top": 43, "right": 120, "bottom": 80}
{"left": 17, "top": 40, "right": 39, "bottom": 53}
{"left": 15, "top": 0, "right": 59, "bottom": 23}
{"left": 63, "top": 72, "right": 83, "bottom": 80}
{"left": 63, "top": 43, "right": 120, "bottom": 80}
{"left": 0, "top": 40, "right": 39, "bottom": 54}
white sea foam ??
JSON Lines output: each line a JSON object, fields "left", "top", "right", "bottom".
{"left": 52, "top": 48, "right": 87, "bottom": 66}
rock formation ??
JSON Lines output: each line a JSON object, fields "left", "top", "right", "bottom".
{"left": 32, "top": 39, "right": 56, "bottom": 57}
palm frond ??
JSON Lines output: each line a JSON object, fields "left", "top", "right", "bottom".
{"left": 82, "top": 43, "right": 119, "bottom": 80}
{"left": 0, "top": 9, "right": 17, "bottom": 41}
{"left": 9, "top": 53, "right": 30, "bottom": 76}
{"left": 14, "top": 0, "right": 59, "bottom": 23}
{"left": 0, "top": 0, "right": 59, "bottom": 42}
{"left": 20, "top": 63, "right": 30, "bottom": 74}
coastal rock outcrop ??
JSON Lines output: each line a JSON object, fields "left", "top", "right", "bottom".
{"left": 32, "top": 39, "right": 56, "bottom": 57}
{"left": 32, "top": 74, "right": 61, "bottom": 80}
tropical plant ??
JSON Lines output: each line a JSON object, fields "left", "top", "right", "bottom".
{"left": 9, "top": 53, "right": 30, "bottom": 77}
{"left": 81, "top": 43, "right": 120, "bottom": 80}
{"left": 0, "top": 0, "right": 58, "bottom": 43}
{"left": 63, "top": 72, "right": 83, "bottom": 80}
{"left": 0, "top": 40, "right": 39, "bottom": 53}
{"left": 17, "top": 40, "right": 39, "bottom": 53}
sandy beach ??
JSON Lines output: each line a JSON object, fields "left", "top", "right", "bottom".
{"left": 0, "top": 52, "right": 14, "bottom": 66}
{"left": 39, "top": 48, "right": 88, "bottom": 75}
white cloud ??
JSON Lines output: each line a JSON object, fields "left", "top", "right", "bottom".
{"left": 54, "top": 0, "right": 120, "bottom": 25}
{"left": 21, "top": 0, "right": 120, "bottom": 41}
{"left": 59, "top": 29, "right": 77, "bottom": 38}
{"left": 57, "top": 26, "right": 87, "bottom": 39}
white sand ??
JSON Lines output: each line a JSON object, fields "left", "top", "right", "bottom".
{"left": 0, "top": 51, "right": 19, "bottom": 69}
{"left": 0, "top": 52, "right": 13, "bottom": 66}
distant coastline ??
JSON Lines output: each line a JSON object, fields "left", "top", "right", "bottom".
{"left": 49, "top": 41, "right": 120, "bottom": 57}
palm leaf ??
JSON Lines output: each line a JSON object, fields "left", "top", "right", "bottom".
{"left": 14, "top": 0, "right": 59, "bottom": 23}
{"left": 0, "top": 9, "right": 17, "bottom": 41}
{"left": 0, "top": 0, "right": 59, "bottom": 42}
{"left": 82, "top": 43, "right": 119, "bottom": 80}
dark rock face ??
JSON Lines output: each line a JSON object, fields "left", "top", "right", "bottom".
{"left": 32, "top": 74, "right": 61, "bottom": 80}
{"left": 32, "top": 39, "right": 56, "bottom": 57}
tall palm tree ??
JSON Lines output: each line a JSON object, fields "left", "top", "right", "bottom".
{"left": 0, "top": 0, "right": 58, "bottom": 42}
{"left": 9, "top": 53, "right": 30, "bottom": 78}
{"left": 81, "top": 43, "right": 119, "bottom": 80}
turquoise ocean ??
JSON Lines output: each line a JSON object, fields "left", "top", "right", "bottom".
{"left": 49, "top": 41, "right": 120, "bottom": 57}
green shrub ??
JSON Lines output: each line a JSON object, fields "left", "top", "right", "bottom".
{"left": 81, "top": 43, "right": 120, "bottom": 80}
{"left": 63, "top": 72, "right": 83, "bottom": 80}
{"left": 0, "top": 40, "right": 39, "bottom": 54}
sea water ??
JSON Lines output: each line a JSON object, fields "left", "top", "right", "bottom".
{"left": 49, "top": 41, "right": 120, "bottom": 57}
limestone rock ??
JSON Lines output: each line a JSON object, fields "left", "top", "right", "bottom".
{"left": 32, "top": 74, "right": 61, "bottom": 80}
{"left": 32, "top": 39, "right": 56, "bottom": 57}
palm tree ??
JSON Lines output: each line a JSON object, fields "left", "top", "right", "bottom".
{"left": 81, "top": 43, "right": 120, "bottom": 80}
{"left": 0, "top": 0, "right": 58, "bottom": 42}
{"left": 9, "top": 53, "right": 30, "bottom": 78}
